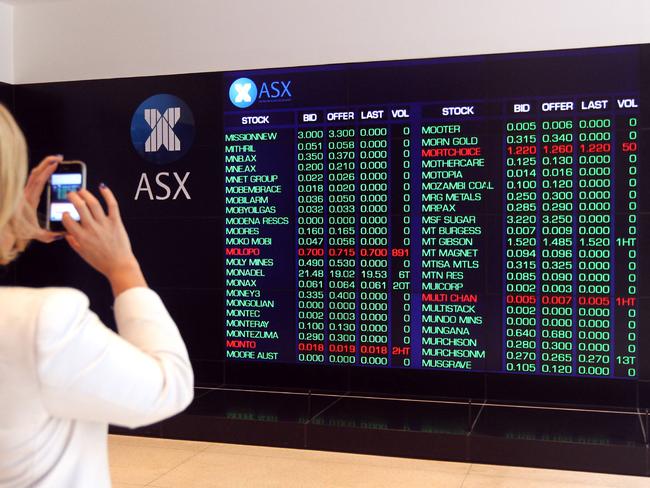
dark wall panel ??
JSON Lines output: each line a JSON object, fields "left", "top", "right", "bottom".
{"left": 0, "top": 81, "right": 12, "bottom": 108}
{"left": 12, "top": 74, "right": 224, "bottom": 365}
{"left": 0, "top": 81, "right": 15, "bottom": 287}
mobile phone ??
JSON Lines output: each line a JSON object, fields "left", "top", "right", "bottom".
{"left": 46, "top": 160, "right": 87, "bottom": 231}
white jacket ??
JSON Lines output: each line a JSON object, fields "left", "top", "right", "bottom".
{"left": 0, "top": 286, "right": 194, "bottom": 487}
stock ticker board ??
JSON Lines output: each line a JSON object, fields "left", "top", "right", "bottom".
{"left": 222, "top": 45, "right": 647, "bottom": 378}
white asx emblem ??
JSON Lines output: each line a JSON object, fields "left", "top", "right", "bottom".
{"left": 233, "top": 82, "right": 253, "bottom": 103}
{"left": 144, "top": 107, "right": 181, "bottom": 152}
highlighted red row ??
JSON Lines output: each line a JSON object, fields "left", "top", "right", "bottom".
{"left": 422, "top": 147, "right": 482, "bottom": 157}
{"left": 226, "top": 340, "right": 257, "bottom": 349}
{"left": 505, "top": 294, "right": 628, "bottom": 306}
{"left": 226, "top": 247, "right": 260, "bottom": 256}
{"left": 299, "top": 342, "right": 410, "bottom": 356}
{"left": 298, "top": 247, "right": 409, "bottom": 258}
{"left": 506, "top": 142, "right": 618, "bottom": 155}
{"left": 580, "top": 143, "right": 610, "bottom": 153}
{"left": 422, "top": 293, "right": 478, "bottom": 303}
{"left": 507, "top": 145, "right": 536, "bottom": 155}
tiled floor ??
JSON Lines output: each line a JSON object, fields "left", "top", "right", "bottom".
{"left": 108, "top": 435, "right": 650, "bottom": 488}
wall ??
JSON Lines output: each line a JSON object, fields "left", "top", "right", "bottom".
{"left": 6, "top": 1, "right": 650, "bottom": 402}
{"left": 0, "top": 2, "right": 13, "bottom": 84}
{"left": 0, "top": 81, "right": 12, "bottom": 107}
{"left": 12, "top": 0, "right": 650, "bottom": 84}
{"left": 0, "top": 3, "right": 13, "bottom": 287}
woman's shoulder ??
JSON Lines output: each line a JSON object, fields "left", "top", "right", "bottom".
{"left": 1, "top": 286, "right": 88, "bottom": 307}
{"left": 0, "top": 287, "right": 90, "bottom": 340}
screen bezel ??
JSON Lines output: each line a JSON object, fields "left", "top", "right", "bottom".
{"left": 214, "top": 43, "right": 650, "bottom": 408}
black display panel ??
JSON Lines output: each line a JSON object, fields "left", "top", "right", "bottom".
{"left": 222, "top": 45, "right": 649, "bottom": 379}
{"left": 0, "top": 81, "right": 13, "bottom": 109}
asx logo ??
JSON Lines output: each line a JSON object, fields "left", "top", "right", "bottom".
{"left": 131, "top": 94, "right": 195, "bottom": 201}
{"left": 130, "top": 94, "right": 195, "bottom": 165}
{"left": 229, "top": 78, "right": 258, "bottom": 108}
{"left": 229, "top": 77, "right": 292, "bottom": 108}
{"left": 144, "top": 107, "right": 181, "bottom": 153}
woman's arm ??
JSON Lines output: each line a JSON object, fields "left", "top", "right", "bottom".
{"left": 36, "top": 287, "right": 194, "bottom": 428}
{"left": 36, "top": 183, "right": 194, "bottom": 427}
{"left": 62, "top": 185, "right": 147, "bottom": 298}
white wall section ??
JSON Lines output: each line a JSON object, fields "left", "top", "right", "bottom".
{"left": 9, "top": 0, "right": 650, "bottom": 84}
{"left": 0, "top": 2, "right": 14, "bottom": 83}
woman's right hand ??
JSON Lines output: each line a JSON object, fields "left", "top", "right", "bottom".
{"left": 62, "top": 184, "right": 147, "bottom": 297}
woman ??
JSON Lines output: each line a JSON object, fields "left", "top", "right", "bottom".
{"left": 0, "top": 105, "right": 194, "bottom": 487}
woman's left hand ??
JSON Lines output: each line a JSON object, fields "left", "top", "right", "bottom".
{"left": 17, "top": 155, "right": 63, "bottom": 243}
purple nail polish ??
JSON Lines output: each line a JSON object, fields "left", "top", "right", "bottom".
{"left": 99, "top": 182, "right": 107, "bottom": 189}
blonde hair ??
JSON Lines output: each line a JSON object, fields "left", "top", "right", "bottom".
{"left": 0, "top": 104, "right": 29, "bottom": 264}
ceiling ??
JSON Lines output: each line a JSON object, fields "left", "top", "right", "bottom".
{"left": 0, "top": 0, "right": 69, "bottom": 5}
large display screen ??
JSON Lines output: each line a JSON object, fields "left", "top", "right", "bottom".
{"left": 222, "top": 45, "right": 647, "bottom": 379}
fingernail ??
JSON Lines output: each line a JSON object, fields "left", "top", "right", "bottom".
{"left": 54, "top": 235, "right": 65, "bottom": 241}
{"left": 49, "top": 159, "right": 59, "bottom": 165}
{"left": 56, "top": 154, "right": 63, "bottom": 158}
{"left": 99, "top": 182, "right": 107, "bottom": 189}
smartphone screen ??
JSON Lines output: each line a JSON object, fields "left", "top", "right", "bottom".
{"left": 48, "top": 161, "right": 86, "bottom": 231}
